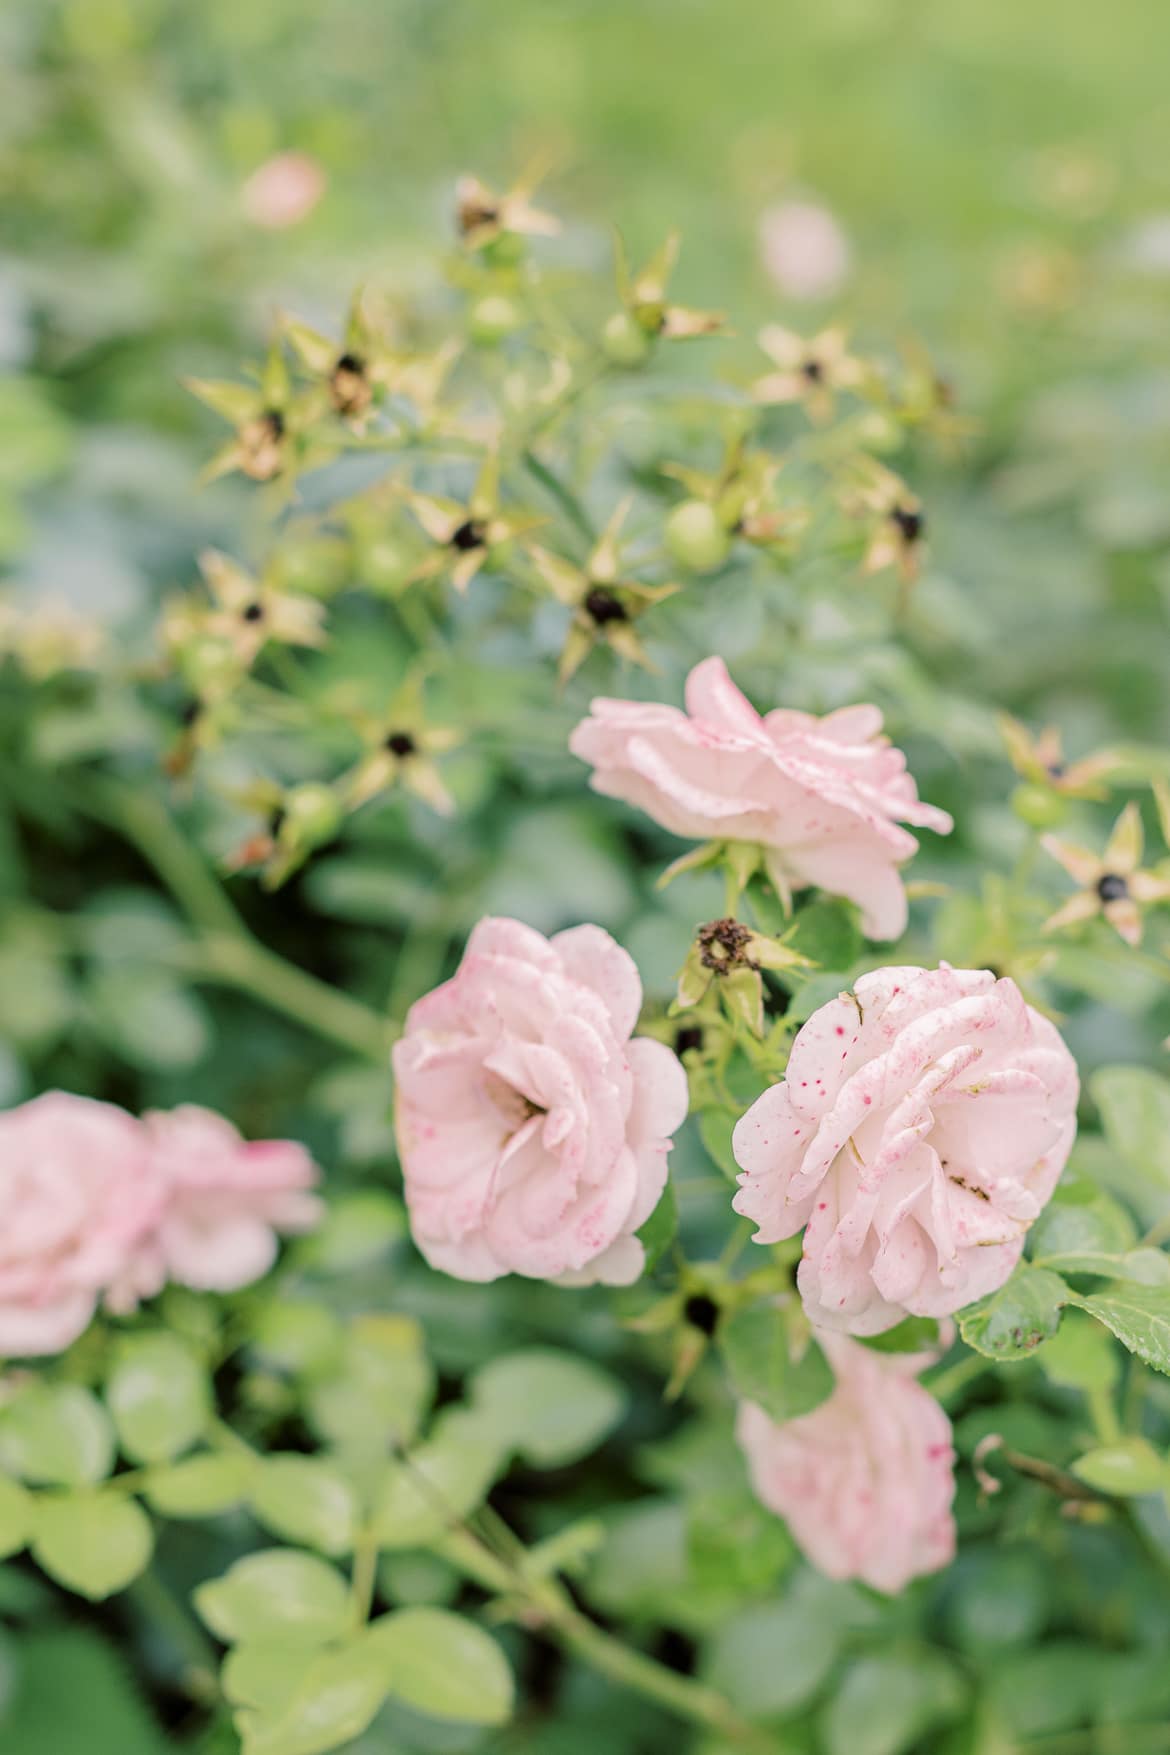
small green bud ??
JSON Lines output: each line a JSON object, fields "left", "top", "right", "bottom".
{"left": 361, "top": 535, "right": 415, "bottom": 596}
{"left": 468, "top": 294, "right": 525, "bottom": 345}
{"left": 280, "top": 783, "right": 344, "bottom": 850}
{"left": 664, "top": 500, "right": 732, "bottom": 574}
{"left": 481, "top": 232, "right": 526, "bottom": 269}
{"left": 601, "top": 309, "right": 652, "bottom": 368}
{"left": 1011, "top": 782, "right": 1068, "bottom": 830}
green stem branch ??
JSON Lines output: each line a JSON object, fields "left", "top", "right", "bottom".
{"left": 438, "top": 1525, "right": 776, "bottom": 1752}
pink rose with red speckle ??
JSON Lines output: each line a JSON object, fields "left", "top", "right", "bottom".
{"left": 569, "top": 657, "right": 951, "bottom": 940}
{"left": 733, "top": 964, "right": 1079, "bottom": 1334}
{"left": 392, "top": 917, "right": 688, "bottom": 1285}
{"left": 737, "top": 1330, "right": 956, "bottom": 1593}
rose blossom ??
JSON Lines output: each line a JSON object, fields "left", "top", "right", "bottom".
{"left": 0, "top": 1093, "right": 162, "bottom": 1356}
{"left": 131, "top": 1106, "right": 322, "bottom": 1296}
{"left": 758, "top": 199, "right": 852, "bottom": 302}
{"left": 736, "top": 1331, "right": 955, "bottom": 1593}
{"left": 569, "top": 657, "right": 951, "bottom": 940}
{"left": 241, "top": 152, "right": 327, "bottom": 230}
{"left": 733, "top": 964, "right": 1079, "bottom": 1334}
{"left": 392, "top": 917, "right": 688, "bottom": 1285}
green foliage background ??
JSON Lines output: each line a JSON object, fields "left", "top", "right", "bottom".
{"left": 5, "top": 2, "right": 1170, "bottom": 1752}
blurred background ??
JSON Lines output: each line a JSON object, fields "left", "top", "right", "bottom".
{"left": 5, "top": 2, "right": 1170, "bottom": 1750}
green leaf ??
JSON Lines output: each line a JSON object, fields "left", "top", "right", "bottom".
{"left": 822, "top": 1650, "right": 969, "bottom": 1755}
{"left": 106, "top": 1333, "right": 211, "bottom": 1464}
{"left": 234, "top": 1639, "right": 394, "bottom": 1755}
{"left": 470, "top": 1349, "right": 627, "bottom": 1468}
{"left": 698, "top": 1108, "right": 740, "bottom": 1180}
{"left": 1037, "top": 1309, "right": 1119, "bottom": 1391}
{"left": 32, "top": 1491, "right": 154, "bottom": 1600}
{"left": 292, "top": 1193, "right": 406, "bottom": 1272}
{"left": 1075, "top": 1284, "right": 1170, "bottom": 1375}
{"left": 0, "top": 1627, "right": 168, "bottom": 1755}
{"left": 250, "top": 1302, "right": 345, "bottom": 1377}
{"left": 636, "top": 1180, "right": 677, "bottom": 1272}
{"left": 0, "top": 1471, "right": 33, "bottom": 1557}
{"left": 946, "top": 1550, "right": 1050, "bottom": 1654}
{"left": 702, "top": 1590, "right": 843, "bottom": 1719}
{"left": 1071, "top": 1438, "right": 1169, "bottom": 1497}
{"left": 249, "top": 1457, "right": 360, "bottom": 1556}
{"left": 306, "top": 1316, "right": 434, "bottom": 1455}
{"left": 195, "top": 1550, "right": 353, "bottom": 1647}
{"left": 788, "top": 896, "right": 863, "bottom": 971}
{"left": 862, "top": 1316, "right": 943, "bottom": 1355}
{"left": 1090, "top": 1065, "right": 1170, "bottom": 1222}
{"left": 88, "top": 967, "right": 211, "bottom": 1070}
{"left": 717, "top": 1299, "right": 834, "bottom": 1421}
{"left": 958, "top": 1266, "right": 1069, "bottom": 1360}
{"left": 0, "top": 1385, "right": 115, "bottom": 1486}
{"left": 370, "top": 1410, "right": 505, "bottom": 1548}
{"left": 367, "top": 1606, "right": 514, "bottom": 1726}
{"left": 142, "top": 1451, "right": 257, "bottom": 1517}
{"left": 1030, "top": 1186, "right": 1137, "bottom": 1273}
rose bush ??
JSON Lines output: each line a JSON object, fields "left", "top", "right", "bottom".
{"left": 5, "top": 103, "right": 1170, "bottom": 1755}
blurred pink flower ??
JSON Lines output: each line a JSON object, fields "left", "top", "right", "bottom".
{"left": 134, "top": 1106, "right": 322, "bottom": 1295}
{"left": 737, "top": 1330, "right": 955, "bottom": 1593}
{"left": 570, "top": 657, "right": 952, "bottom": 940}
{"left": 392, "top": 917, "right": 687, "bottom": 1285}
{"left": 0, "top": 1093, "right": 161, "bottom": 1356}
{"left": 241, "top": 152, "right": 327, "bottom": 230}
{"left": 733, "top": 965, "right": 1079, "bottom": 1334}
{"left": 758, "top": 199, "right": 851, "bottom": 302}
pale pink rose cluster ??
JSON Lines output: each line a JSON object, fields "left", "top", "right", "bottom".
{"left": 0, "top": 1093, "right": 320, "bottom": 1358}
{"left": 734, "top": 964, "right": 1080, "bottom": 1334}
{"left": 736, "top": 1332, "right": 956, "bottom": 1593}
{"left": 392, "top": 918, "right": 688, "bottom": 1286}
{"left": 570, "top": 657, "right": 953, "bottom": 941}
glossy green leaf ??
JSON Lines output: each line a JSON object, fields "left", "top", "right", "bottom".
{"left": 371, "top": 1410, "right": 505, "bottom": 1548}
{"left": 106, "top": 1333, "right": 210, "bottom": 1464}
{"left": 235, "top": 1639, "right": 393, "bottom": 1755}
{"left": 142, "top": 1451, "right": 257, "bottom": 1518}
{"left": 1075, "top": 1284, "right": 1170, "bottom": 1375}
{"left": 1072, "top": 1438, "right": 1169, "bottom": 1497}
{"left": 0, "top": 1385, "right": 115, "bottom": 1486}
{"left": 195, "top": 1550, "right": 352, "bottom": 1647}
{"left": 367, "top": 1606, "right": 514, "bottom": 1726}
{"left": 32, "top": 1490, "right": 154, "bottom": 1600}
{"left": 470, "top": 1349, "right": 627, "bottom": 1467}
{"left": 0, "top": 1471, "right": 34, "bottom": 1557}
{"left": 306, "top": 1315, "right": 434, "bottom": 1454}
{"left": 248, "top": 1457, "right": 360, "bottom": 1556}
{"left": 636, "top": 1180, "right": 678, "bottom": 1272}
{"left": 250, "top": 1302, "right": 344, "bottom": 1377}
{"left": 822, "top": 1650, "right": 969, "bottom": 1755}
{"left": 958, "top": 1267, "right": 1069, "bottom": 1360}
{"left": 718, "top": 1299, "right": 834, "bottom": 1421}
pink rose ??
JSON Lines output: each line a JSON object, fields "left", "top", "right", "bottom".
{"left": 736, "top": 1331, "right": 956, "bottom": 1593}
{"left": 758, "top": 199, "right": 852, "bottom": 302}
{"left": 733, "top": 965, "right": 1079, "bottom": 1334}
{"left": 392, "top": 918, "right": 688, "bottom": 1285}
{"left": 0, "top": 1093, "right": 161, "bottom": 1357}
{"left": 240, "top": 152, "right": 327, "bottom": 230}
{"left": 569, "top": 657, "right": 951, "bottom": 940}
{"left": 133, "top": 1107, "right": 322, "bottom": 1295}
